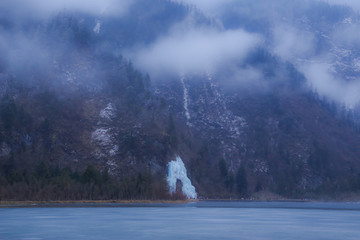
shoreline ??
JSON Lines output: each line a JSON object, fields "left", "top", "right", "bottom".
{"left": 0, "top": 199, "right": 197, "bottom": 207}
{"left": 1, "top": 198, "right": 359, "bottom": 208}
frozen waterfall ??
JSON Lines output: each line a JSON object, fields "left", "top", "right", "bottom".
{"left": 167, "top": 156, "right": 197, "bottom": 199}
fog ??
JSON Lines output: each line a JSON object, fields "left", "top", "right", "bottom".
{"left": 1, "top": 0, "right": 360, "bottom": 108}
{"left": 1, "top": 0, "right": 132, "bottom": 18}
{"left": 164, "top": 0, "right": 360, "bottom": 108}
{"left": 271, "top": 24, "right": 316, "bottom": 61}
{"left": 172, "top": 0, "right": 236, "bottom": 15}
{"left": 327, "top": 0, "right": 360, "bottom": 11}
{"left": 302, "top": 61, "right": 360, "bottom": 108}
{"left": 130, "top": 27, "right": 261, "bottom": 77}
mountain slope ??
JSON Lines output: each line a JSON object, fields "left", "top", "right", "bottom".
{"left": 1, "top": 0, "right": 360, "bottom": 200}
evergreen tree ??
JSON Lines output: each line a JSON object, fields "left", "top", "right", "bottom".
{"left": 236, "top": 165, "right": 247, "bottom": 196}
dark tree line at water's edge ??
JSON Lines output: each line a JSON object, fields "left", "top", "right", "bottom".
{"left": 0, "top": 162, "right": 175, "bottom": 201}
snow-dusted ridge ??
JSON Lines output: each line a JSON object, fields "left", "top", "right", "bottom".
{"left": 167, "top": 156, "right": 197, "bottom": 199}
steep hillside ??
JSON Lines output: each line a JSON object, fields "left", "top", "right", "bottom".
{"left": 1, "top": 0, "right": 360, "bottom": 200}
{"left": 154, "top": 59, "right": 360, "bottom": 198}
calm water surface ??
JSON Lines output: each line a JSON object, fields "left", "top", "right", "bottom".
{"left": 1, "top": 201, "right": 360, "bottom": 240}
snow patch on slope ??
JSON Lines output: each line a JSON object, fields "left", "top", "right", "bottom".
{"left": 109, "top": 145, "right": 119, "bottom": 156}
{"left": 342, "top": 17, "right": 352, "bottom": 24}
{"left": 0, "top": 143, "right": 11, "bottom": 157}
{"left": 167, "top": 156, "right": 197, "bottom": 199}
{"left": 65, "top": 70, "right": 76, "bottom": 83}
{"left": 100, "top": 103, "right": 115, "bottom": 119}
{"left": 93, "top": 20, "right": 101, "bottom": 34}
{"left": 92, "top": 128, "right": 112, "bottom": 146}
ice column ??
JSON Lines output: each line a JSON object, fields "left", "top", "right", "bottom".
{"left": 167, "top": 156, "right": 197, "bottom": 199}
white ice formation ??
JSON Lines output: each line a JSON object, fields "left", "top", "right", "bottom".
{"left": 167, "top": 156, "right": 197, "bottom": 199}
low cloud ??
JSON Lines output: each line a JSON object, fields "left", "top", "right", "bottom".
{"left": 1, "top": 0, "right": 359, "bottom": 108}
{"left": 0, "top": 32, "right": 50, "bottom": 74}
{"left": 130, "top": 27, "right": 262, "bottom": 77}
{"left": 220, "top": 66, "right": 266, "bottom": 91}
{"left": 325, "top": 0, "right": 360, "bottom": 11}
{"left": 331, "top": 22, "right": 360, "bottom": 48}
{"left": 172, "top": 0, "right": 236, "bottom": 15}
{"left": 1, "top": 0, "right": 133, "bottom": 18}
{"left": 272, "top": 25, "right": 316, "bottom": 61}
{"left": 302, "top": 61, "right": 360, "bottom": 109}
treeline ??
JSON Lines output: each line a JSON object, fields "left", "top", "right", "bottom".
{"left": 217, "top": 156, "right": 360, "bottom": 199}
{"left": 0, "top": 162, "right": 170, "bottom": 201}
{"left": 309, "top": 91, "right": 360, "bottom": 132}
{"left": 217, "top": 159, "right": 248, "bottom": 197}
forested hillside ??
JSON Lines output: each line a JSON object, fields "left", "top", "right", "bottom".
{"left": 1, "top": 0, "right": 360, "bottom": 201}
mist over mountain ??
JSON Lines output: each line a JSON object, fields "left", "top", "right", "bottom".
{"left": 1, "top": 0, "right": 360, "bottom": 200}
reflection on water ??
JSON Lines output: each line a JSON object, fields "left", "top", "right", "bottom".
{"left": 1, "top": 202, "right": 360, "bottom": 240}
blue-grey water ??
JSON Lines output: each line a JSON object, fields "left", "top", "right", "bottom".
{"left": 1, "top": 201, "right": 360, "bottom": 240}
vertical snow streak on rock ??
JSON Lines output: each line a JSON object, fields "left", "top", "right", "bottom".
{"left": 180, "top": 74, "right": 191, "bottom": 125}
{"left": 167, "top": 156, "right": 197, "bottom": 199}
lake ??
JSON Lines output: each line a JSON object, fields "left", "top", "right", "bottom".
{"left": 1, "top": 201, "right": 360, "bottom": 240}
